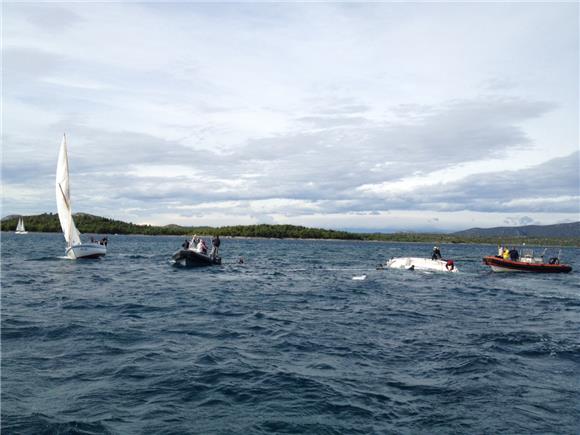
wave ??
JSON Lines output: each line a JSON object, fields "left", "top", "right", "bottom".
{"left": 116, "top": 253, "right": 156, "bottom": 259}
{"left": 3, "top": 236, "right": 580, "bottom": 434}
{"left": 1, "top": 414, "right": 114, "bottom": 435}
{"left": 1, "top": 324, "right": 44, "bottom": 340}
{"left": 475, "top": 330, "right": 549, "bottom": 346}
{"left": 443, "top": 354, "right": 500, "bottom": 375}
{"left": 25, "top": 256, "right": 68, "bottom": 261}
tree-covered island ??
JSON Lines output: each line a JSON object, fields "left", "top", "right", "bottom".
{"left": 2, "top": 213, "right": 579, "bottom": 247}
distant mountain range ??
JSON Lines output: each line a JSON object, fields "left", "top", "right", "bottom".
{"left": 452, "top": 222, "right": 579, "bottom": 238}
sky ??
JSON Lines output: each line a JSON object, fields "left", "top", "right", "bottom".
{"left": 2, "top": 2, "right": 579, "bottom": 232}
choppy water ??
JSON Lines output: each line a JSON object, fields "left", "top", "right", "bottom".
{"left": 2, "top": 232, "right": 579, "bottom": 434}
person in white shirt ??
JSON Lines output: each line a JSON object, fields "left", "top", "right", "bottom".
{"left": 189, "top": 235, "right": 199, "bottom": 251}
{"left": 198, "top": 238, "right": 208, "bottom": 254}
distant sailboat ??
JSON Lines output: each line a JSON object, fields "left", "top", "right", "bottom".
{"left": 56, "top": 134, "right": 106, "bottom": 259}
{"left": 15, "top": 217, "right": 28, "bottom": 234}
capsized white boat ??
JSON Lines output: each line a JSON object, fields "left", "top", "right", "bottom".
{"left": 384, "top": 257, "right": 458, "bottom": 273}
{"left": 15, "top": 217, "right": 28, "bottom": 234}
{"left": 56, "top": 134, "right": 106, "bottom": 259}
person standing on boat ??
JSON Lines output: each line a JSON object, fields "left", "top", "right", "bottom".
{"left": 189, "top": 235, "right": 199, "bottom": 251}
{"left": 432, "top": 246, "right": 442, "bottom": 260}
{"left": 198, "top": 238, "right": 208, "bottom": 254}
{"left": 182, "top": 239, "right": 190, "bottom": 250}
{"left": 509, "top": 248, "right": 519, "bottom": 261}
{"left": 211, "top": 235, "right": 221, "bottom": 259}
{"left": 503, "top": 248, "right": 511, "bottom": 260}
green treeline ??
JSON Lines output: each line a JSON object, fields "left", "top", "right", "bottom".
{"left": 357, "top": 232, "right": 580, "bottom": 247}
{"left": 2, "top": 213, "right": 180, "bottom": 236}
{"left": 1, "top": 214, "right": 360, "bottom": 239}
{"left": 2, "top": 213, "right": 579, "bottom": 247}
{"left": 213, "top": 224, "right": 360, "bottom": 240}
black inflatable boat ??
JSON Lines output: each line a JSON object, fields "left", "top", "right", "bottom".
{"left": 172, "top": 249, "right": 221, "bottom": 267}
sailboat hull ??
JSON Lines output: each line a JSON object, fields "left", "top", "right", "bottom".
{"left": 15, "top": 231, "right": 28, "bottom": 235}
{"left": 384, "top": 257, "right": 459, "bottom": 272}
{"left": 66, "top": 243, "right": 107, "bottom": 259}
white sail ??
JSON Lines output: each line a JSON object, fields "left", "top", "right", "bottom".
{"left": 55, "top": 135, "right": 82, "bottom": 247}
{"left": 16, "top": 218, "right": 25, "bottom": 232}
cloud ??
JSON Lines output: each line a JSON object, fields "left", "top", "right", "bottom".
{"left": 504, "top": 216, "right": 537, "bottom": 226}
{"left": 358, "top": 152, "right": 579, "bottom": 214}
{"left": 5, "top": 3, "right": 84, "bottom": 34}
{"left": 2, "top": 2, "right": 578, "bottom": 230}
{"left": 2, "top": 96, "right": 575, "bottom": 225}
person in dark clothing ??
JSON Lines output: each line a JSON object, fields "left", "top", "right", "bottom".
{"left": 101, "top": 237, "right": 108, "bottom": 247}
{"left": 432, "top": 246, "right": 442, "bottom": 260}
{"left": 509, "top": 249, "right": 519, "bottom": 261}
{"left": 211, "top": 235, "right": 221, "bottom": 259}
{"left": 182, "top": 239, "right": 190, "bottom": 250}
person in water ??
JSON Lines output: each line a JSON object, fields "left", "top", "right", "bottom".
{"left": 211, "top": 235, "right": 221, "bottom": 259}
{"left": 432, "top": 246, "right": 442, "bottom": 260}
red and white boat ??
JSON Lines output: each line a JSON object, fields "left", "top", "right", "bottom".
{"left": 483, "top": 247, "right": 571, "bottom": 273}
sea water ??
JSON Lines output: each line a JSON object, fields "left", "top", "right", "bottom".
{"left": 2, "top": 232, "right": 579, "bottom": 433}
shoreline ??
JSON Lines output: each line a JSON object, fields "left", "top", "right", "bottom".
{"left": 2, "top": 231, "right": 578, "bottom": 248}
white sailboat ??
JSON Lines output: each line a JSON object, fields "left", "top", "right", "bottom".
{"left": 15, "top": 217, "right": 28, "bottom": 234}
{"left": 56, "top": 134, "right": 106, "bottom": 259}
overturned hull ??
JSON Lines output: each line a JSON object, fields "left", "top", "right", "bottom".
{"left": 172, "top": 249, "right": 221, "bottom": 267}
{"left": 385, "top": 257, "right": 458, "bottom": 272}
{"left": 483, "top": 256, "right": 572, "bottom": 273}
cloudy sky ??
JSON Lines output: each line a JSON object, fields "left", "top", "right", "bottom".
{"left": 2, "top": 2, "right": 578, "bottom": 232}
